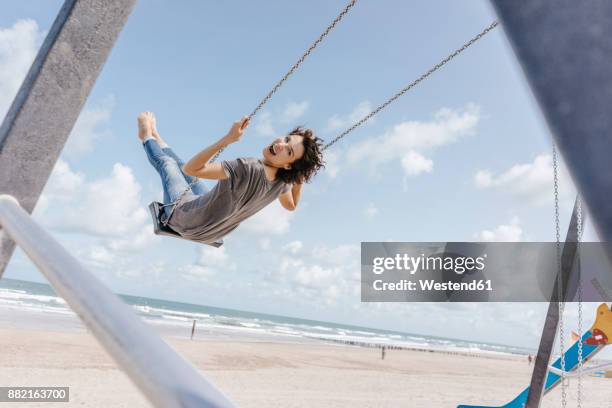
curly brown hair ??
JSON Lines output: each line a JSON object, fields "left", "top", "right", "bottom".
{"left": 276, "top": 127, "right": 324, "bottom": 184}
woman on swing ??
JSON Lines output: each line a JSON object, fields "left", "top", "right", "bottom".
{"left": 138, "top": 112, "right": 324, "bottom": 247}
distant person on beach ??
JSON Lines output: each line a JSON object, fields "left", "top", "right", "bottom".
{"left": 137, "top": 112, "right": 324, "bottom": 246}
{"left": 382, "top": 346, "right": 386, "bottom": 360}
{"left": 528, "top": 354, "right": 532, "bottom": 365}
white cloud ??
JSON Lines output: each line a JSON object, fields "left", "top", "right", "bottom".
{"left": 197, "top": 245, "right": 233, "bottom": 269}
{"left": 283, "top": 240, "right": 303, "bottom": 254}
{"left": 36, "top": 159, "right": 156, "bottom": 253}
{"left": 401, "top": 150, "right": 433, "bottom": 177}
{"left": 281, "top": 101, "right": 309, "bottom": 124}
{"left": 311, "top": 244, "right": 359, "bottom": 268}
{"left": 178, "top": 246, "right": 235, "bottom": 282}
{"left": 42, "top": 160, "right": 85, "bottom": 198}
{"left": 322, "top": 150, "right": 339, "bottom": 179}
{"left": 474, "top": 170, "right": 493, "bottom": 188}
{"left": 0, "top": 19, "right": 42, "bottom": 118}
{"left": 177, "top": 264, "right": 216, "bottom": 282}
{"left": 326, "top": 101, "right": 372, "bottom": 132}
{"left": 64, "top": 96, "right": 115, "bottom": 159}
{"left": 269, "top": 242, "right": 360, "bottom": 305}
{"left": 475, "top": 216, "right": 523, "bottom": 242}
{"left": 342, "top": 104, "right": 480, "bottom": 178}
{"left": 52, "top": 162, "right": 148, "bottom": 237}
{"left": 254, "top": 100, "right": 309, "bottom": 137}
{"left": 106, "top": 224, "right": 159, "bottom": 253}
{"left": 474, "top": 153, "right": 574, "bottom": 206}
{"left": 475, "top": 155, "right": 551, "bottom": 189}
{"left": 277, "top": 257, "right": 345, "bottom": 304}
{"left": 83, "top": 245, "right": 117, "bottom": 269}
{"left": 292, "top": 263, "right": 341, "bottom": 290}
{"left": 364, "top": 203, "right": 378, "bottom": 219}
{"left": 255, "top": 111, "right": 275, "bottom": 137}
{"left": 34, "top": 159, "right": 85, "bottom": 215}
{"left": 258, "top": 238, "right": 271, "bottom": 250}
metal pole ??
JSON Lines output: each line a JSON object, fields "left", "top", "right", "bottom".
{"left": 0, "top": 195, "right": 235, "bottom": 408}
{"left": 0, "top": 0, "right": 137, "bottom": 277}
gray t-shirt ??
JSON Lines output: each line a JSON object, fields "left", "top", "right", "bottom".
{"left": 167, "top": 157, "right": 291, "bottom": 246}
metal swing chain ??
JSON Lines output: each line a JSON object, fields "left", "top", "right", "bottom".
{"left": 160, "top": 0, "right": 358, "bottom": 224}
{"left": 323, "top": 21, "right": 499, "bottom": 151}
{"left": 211, "top": 0, "right": 358, "bottom": 163}
{"left": 553, "top": 144, "right": 568, "bottom": 408}
{"left": 576, "top": 196, "right": 583, "bottom": 408}
{"left": 248, "top": 0, "right": 357, "bottom": 121}
{"left": 553, "top": 146, "right": 585, "bottom": 408}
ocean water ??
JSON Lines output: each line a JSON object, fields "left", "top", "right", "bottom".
{"left": 0, "top": 278, "right": 533, "bottom": 356}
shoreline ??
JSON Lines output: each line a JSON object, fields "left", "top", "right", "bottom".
{"left": 0, "top": 301, "right": 533, "bottom": 360}
{"left": 0, "top": 279, "right": 538, "bottom": 359}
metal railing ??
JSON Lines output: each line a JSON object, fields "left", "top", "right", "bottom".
{"left": 0, "top": 194, "right": 236, "bottom": 408}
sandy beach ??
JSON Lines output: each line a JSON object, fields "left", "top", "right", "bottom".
{"left": 1, "top": 327, "right": 610, "bottom": 408}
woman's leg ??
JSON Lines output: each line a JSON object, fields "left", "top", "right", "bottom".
{"left": 149, "top": 116, "right": 209, "bottom": 196}
{"left": 143, "top": 139, "right": 195, "bottom": 216}
{"left": 162, "top": 146, "right": 209, "bottom": 196}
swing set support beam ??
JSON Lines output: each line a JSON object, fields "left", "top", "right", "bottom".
{"left": 490, "top": 0, "right": 612, "bottom": 246}
{"left": 490, "top": 1, "right": 612, "bottom": 406}
{"left": 0, "top": 0, "right": 137, "bottom": 277}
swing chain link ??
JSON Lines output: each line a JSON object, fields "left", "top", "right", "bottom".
{"left": 249, "top": 0, "right": 357, "bottom": 121}
{"left": 577, "top": 196, "right": 583, "bottom": 408}
{"left": 211, "top": 0, "right": 357, "bottom": 163}
{"left": 323, "top": 21, "right": 499, "bottom": 151}
{"left": 553, "top": 144, "right": 568, "bottom": 407}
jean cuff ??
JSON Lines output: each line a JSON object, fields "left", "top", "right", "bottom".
{"left": 142, "top": 135, "right": 156, "bottom": 145}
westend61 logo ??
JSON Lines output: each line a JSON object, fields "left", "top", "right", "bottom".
{"left": 371, "top": 253, "right": 487, "bottom": 275}
{"left": 361, "top": 242, "right": 612, "bottom": 302}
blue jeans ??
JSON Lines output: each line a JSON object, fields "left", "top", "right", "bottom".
{"left": 143, "top": 139, "right": 209, "bottom": 218}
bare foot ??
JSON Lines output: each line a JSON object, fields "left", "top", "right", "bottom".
{"left": 137, "top": 111, "right": 155, "bottom": 141}
{"left": 150, "top": 114, "right": 167, "bottom": 146}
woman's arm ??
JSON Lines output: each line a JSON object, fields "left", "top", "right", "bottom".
{"left": 183, "top": 117, "right": 249, "bottom": 180}
{"left": 278, "top": 183, "right": 302, "bottom": 211}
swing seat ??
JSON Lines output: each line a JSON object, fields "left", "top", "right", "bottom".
{"left": 149, "top": 201, "right": 182, "bottom": 238}
{"left": 148, "top": 201, "right": 223, "bottom": 248}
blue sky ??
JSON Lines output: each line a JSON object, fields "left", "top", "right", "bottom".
{"left": 0, "top": 1, "right": 604, "bottom": 351}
